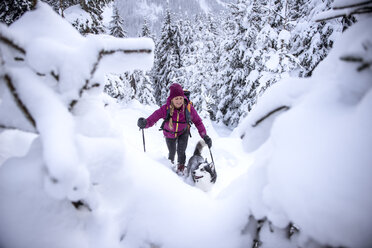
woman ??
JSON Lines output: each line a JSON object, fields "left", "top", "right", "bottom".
{"left": 137, "top": 83, "right": 212, "bottom": 174}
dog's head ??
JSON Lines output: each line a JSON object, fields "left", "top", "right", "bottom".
{"left": 192, "top": 159, "right": 217, "bottom": 192}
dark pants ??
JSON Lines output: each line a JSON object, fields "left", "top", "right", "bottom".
{"left": 166, "top": 130, "right": 189, "bottom": 165}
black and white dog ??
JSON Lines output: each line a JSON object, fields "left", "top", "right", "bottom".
{"left": 186, "top": 140, "right": 217, "bottom": 192}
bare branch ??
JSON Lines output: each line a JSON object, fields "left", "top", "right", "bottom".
{"left": 252, "top": 106, "right": 290, "bottom": 128}
{"left": 4, "top": 74, "right": 37, "bottom": 129}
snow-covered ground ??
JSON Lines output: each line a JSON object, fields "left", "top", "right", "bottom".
{"left": 0, "top": 2, "right": 371, "bottom": 248}
{"left": 0, "top": 99, "right": 255, "bottom": 248}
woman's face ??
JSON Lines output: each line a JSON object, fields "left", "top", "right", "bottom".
{"left": 172, "top": 96, "right": 184, "bottom": 109}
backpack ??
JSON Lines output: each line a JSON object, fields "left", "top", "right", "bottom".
{"left": 159, "top": 90, "right": 193, "bottom": 137}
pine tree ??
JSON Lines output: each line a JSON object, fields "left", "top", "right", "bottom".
{"left": 216, "top": 0, "right": 260, "bottom": 127}
{"left": 177, "top": 18, "right": 194, "bottom": 89}
{"left": 185, "top": 14, "right": 218, "bottom": 120}
{"left": 315, "top": 0, "right": 372, "bottom": 72}
{"left": 87, "top": 0, "right": 105, "bottom": 34}
{"left": 139, "top": 18, "right": 155, "bottom": 41}
{"left": 104, "top": 73, "right": 134, "bottom": 104}
{"left": 109, "top": 7, "right": 126, "bottom": 38}
{"left": 0, "top": 0, "right": 34, "bottom": 25}
{"left": 73, "top": 0, "right": 105, "bottom": 35}
{"left": 41, "top": 0, "right": 79, "bottom": 16}
{"left": 134, "top": 20, "right": 156, "bottom": 105}
{"left": 152, "top": 9, "right": 182, "bottom": 105}
{"left": 133, "top": 70, "right": 156, "bottom": 105}
{"left": 288, "top": 0, "right": 342, "bottom": 77}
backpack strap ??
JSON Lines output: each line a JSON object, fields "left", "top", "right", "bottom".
{"left": 159, "top": 103, "right": 193, "bottom": 137}
{"left": 159, "top": 106, "right": 170, "bottom": 131}
{"left": 185, "top": 102, "right": 193, "bottom": 137}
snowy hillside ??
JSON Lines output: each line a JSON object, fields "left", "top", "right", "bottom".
{"left": 116, "top": 0, "right": 233, "bottom": 37}
{"left": 1, "top": 1, "right": 372, "bottom": 248}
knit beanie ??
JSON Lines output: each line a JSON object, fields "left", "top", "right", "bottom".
{"left": 169, "top": 83, "right": 185, "bottom": 99}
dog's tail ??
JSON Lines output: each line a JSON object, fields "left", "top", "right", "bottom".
{"left": 193, "top": 140, "right": 206, "bottom": 157}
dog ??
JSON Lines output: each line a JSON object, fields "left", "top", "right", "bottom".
{"left": 186, "top": 140, "right": 217, "bottom": 192}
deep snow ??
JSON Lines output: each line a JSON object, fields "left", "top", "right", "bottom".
{"left": 0, "top": 2, "right": 372, "bottom": 248}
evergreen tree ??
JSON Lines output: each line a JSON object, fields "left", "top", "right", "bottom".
{"left": 185, "top": 15, "right": 218, "bottom": 120}
{"left": 139, "top": 18, "right": 155, "bottom": 41}
{"left": 104, "top": 73, "right": 134, "bottom": 104}
{"left": 73, "top": 0, "right": 105, "bottom": 35}
{"left": 87, "top": 0, "right": 105, "bottom": 34}
{"left": 215, "top": 0, "right": 303, "bottom": 126}
{"left": 216, "top": 0, "right": 260, "bottom": 127}
{"left": 134, "top": 20, "right": 156, "bottom": 105}
{"left": 152, "top": 9, "right": 182, "bottom": 105}
{"left": 41, "top": 0, "right": 78, "bottom": 16}
{"left": 133, "top": 70, "right": 156, "bottom": 105}
{"left": 288, "top": 0, "right": 342, "bottom": 77}
{"left": 177, "top": 18, "right": 195, "bottom": 89}
{"left": 0, "top": 0, "right": 33, "bottom": 25}
{"left": 109, "top": 7, "right": 126, "bottom": 38}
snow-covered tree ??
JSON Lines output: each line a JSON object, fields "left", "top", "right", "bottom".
{"left": 0, "top": 1, "right": 154, "bottom": 214}
{"left": 133, "top": 70, "right": 156, "bottom": 105}
{"left": 216, "top": 0, "right": 260, "bottom": 127}
{"left": 109, "top": 6, "right": 126, "bottom": 38}
{"left": 138, "top": 18, "right": 156, "bottom": 41}
{"left": 236, "top": 1, "right": 372, "bottom": 247}
{"left": 0, "top": 0, "right": 34, "bottom": 25}
{"left": 41, "top": 0, "right": 80, "bottom": 16}
{"left": 134, "top": 20, "right": 156, "bottom": 105}
{"left": 288, "top": 0, "right": 342, "bottom": 77}
{"left": 183, "top": 15, "right": 219, "bottom": 120}
{"left": 152, "top": 9, "right": 182, "bottom": 104}
{"left": 72, "top": 0, "right": 106, "bottom": 35}
{"left": 176, "top": 18, "right": 194, "bottom": 90}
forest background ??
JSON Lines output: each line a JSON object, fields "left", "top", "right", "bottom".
{"left": 1, "top": 0, "right": 350, "bottom": 128}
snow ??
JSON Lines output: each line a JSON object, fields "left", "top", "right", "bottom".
{"left": 332, "top": 0, "right": 369, "bottom": 8}
{"left": 198, "top": 0, "right": 212, "bottom": 14}
{"left": 0, "top": 2, "right": 372, "bottom": 248}
{"left": 315, "top": 0, "right": 372, "bottom": 21}
{"left": 237, "top": 16, "right": 372, "bottom": 248}
{"left": 278, "top": 29, "right": 290, "bottom": 44}
{"left": 266, "top": 53, "right": 280, "bottom": 71}
{"left": 64, "top": 4, "right": 91, "bottom": 26}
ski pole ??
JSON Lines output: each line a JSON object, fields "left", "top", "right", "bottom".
{"left": 208, "top": 147, "right": 215, "bottom": 165}
{"left": 141, "top": 128, "right": 146, "bottom": 152}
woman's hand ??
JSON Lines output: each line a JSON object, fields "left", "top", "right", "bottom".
{"left": 203, "top": 135, "right": 212, "bottom": 148}
{"left": 137, "top": 117, "right": 147, "bottom": 129}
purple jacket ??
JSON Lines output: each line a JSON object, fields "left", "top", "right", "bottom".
{"left": 145, "top": 97, "right": 207, "bottom": 139}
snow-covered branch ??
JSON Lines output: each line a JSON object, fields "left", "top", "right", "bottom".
{"left": 340, "top": 55, "right": 372, "bottom": 71}
{"left": 333, "top": 0, "right": 372, "bottom": 10}
{"left": 251, "top": 105, "right": 290, "bottom": 128}
{"left": 3, "top": 74, "right": 37, "bottom": 130}
{"left": 69, "top": 47, "right": 153, "bottom": 110}
{"left": 0, "top": 2, "right": 154, "bottom": 208}
{"left": 315, "top": 0, "right": 372, "bottom": 22}
{"left": 0, "top": 33, "right": 26, "bottom": 55}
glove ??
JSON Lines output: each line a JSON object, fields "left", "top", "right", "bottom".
{"left": 203, "top": 135, "right": 212, "bottom": 148}
{"left": 137, "top": 117, "right": 147, "bottom": 129}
